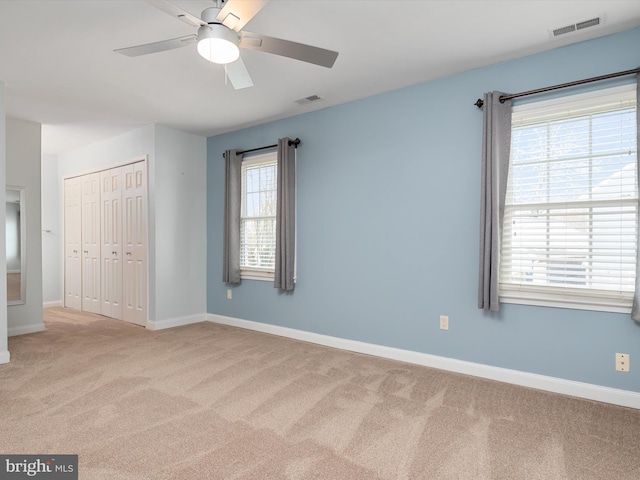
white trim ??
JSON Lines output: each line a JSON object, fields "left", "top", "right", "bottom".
{"left": 43, "top": 300, "right": 63, "bottom": 308}
{"left": 8, "top": 323, "right": 45, "bottom": 337}
{"left": 146, "top": 314, "right": 206, "bottom": 331}
{"left": 207, "top": 313, "right": 640, "bottom": 410}
{"left": 0, "top": 350, "right": 10, "bottom": 365}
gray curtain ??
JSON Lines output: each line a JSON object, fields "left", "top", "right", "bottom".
{"left": 632, "top": 76, "right": 640, "bottom": 322}
{"left": 223, "top": 149, "right": 242, "bottom": 284}
{"left": 274, "top": 138, "right": 296, "bottom": 291}
{"left": 478, "top": 92, "right": 512, "bottom": 311}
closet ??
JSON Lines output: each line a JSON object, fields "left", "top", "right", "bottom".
{"left": 64, "top": 160, "right": 147, "bottom": 326}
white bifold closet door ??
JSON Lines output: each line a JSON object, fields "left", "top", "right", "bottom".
{"left": 64, "top": 160, "right": 147, "bottom": 326}
{"left": 64, "top": 176, "right": 82, "bottom": 310}
{"left": 122, "top": 162, "right": 147, "bottom": 326}
{"left": 81, "top": 173, "right": 101, "bottom": 314}
{"left": 100, "top": 167, "right": 124, "bottom": 320}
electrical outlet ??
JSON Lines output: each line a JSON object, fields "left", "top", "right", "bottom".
{"left": 616, "top": 353, "right": 629, "bottom": 372}
{"left": 439, "top": 315, "right": 449, "bottom": 330}
{"left": 226, "top": 289, "right": 232, "bottom": 300}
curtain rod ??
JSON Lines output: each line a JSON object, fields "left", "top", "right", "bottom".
{"left": 474, "top": 67, "right": 640, "bottom": 108}
{"left": 223, "top": 138, "right": 301, "bottom": 158}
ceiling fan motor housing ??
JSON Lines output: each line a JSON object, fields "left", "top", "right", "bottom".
{"left": 196, "top": 8, "right": 240, "bottom": 64}
{"left": 201, "top": 7, "right": 222, "bottom": 25}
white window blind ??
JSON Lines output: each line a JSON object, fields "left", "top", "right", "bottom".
{"left": 241, "top": 153, "right": 277, "bottom": 278}
{"left": 500, "top": 85, "right": 638, "bottom": 312}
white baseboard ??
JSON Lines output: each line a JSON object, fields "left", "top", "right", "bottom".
{"left": 207, "top": 313, "right": 640, "bottom": 410}
{"left": 146, "top": 314, "right": 207, "bottom": 331}
{"left": 43, "top": 300, "right": 63, "bottom": 308}
{"left": 8, "top": 323, "right": 46, "bottom": 337}
{"left": 0, "top": 350, "right": 10, "bottom": 365}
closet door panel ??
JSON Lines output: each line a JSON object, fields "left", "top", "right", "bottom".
{"left": 100, "top": 168, "right": 123, "bottom": 320}
{"left": 64, "top": 177, "right": 82, "bottom": 310}
{"left": 123, "top": 161, "right": 147, "bottom": 326}
{"left": 81, "top": 172, "right": 101, "bottom": 313}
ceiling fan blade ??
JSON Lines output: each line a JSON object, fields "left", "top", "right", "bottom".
{"left": 114, "top": 35, "right": 197, "bottom": 57}
{"left": 216, "top": 0, "right": 267, "bottom": 32}
{"left": 226, "top": 57, "right": 254, "bottom": 90}
{"left": 239, "top": 32, "right": 338, "bottom": 68}
{"left": 143, "top": 0, "right": 205, "bottom": 27}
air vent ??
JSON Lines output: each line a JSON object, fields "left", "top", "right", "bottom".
{"left": 551, "top": 16, "right": 604, "bottom": 37}
{"left": 295, "top": 95, "right": 324, "bottom": 106}
{"left": 576, "top": 17, "right": 600, "bottom": 30}
{"left": 553, "top": 24, "right": 576, "bottom": 37}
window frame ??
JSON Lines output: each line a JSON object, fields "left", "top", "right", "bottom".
{"left": 499, "top": 84, "right": 638, "bottom": 313}
{"left": 240, "top": 152, "right": 278, "bottom": 281}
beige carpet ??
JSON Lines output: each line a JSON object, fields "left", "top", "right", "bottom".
{"left": 1, "top": 307, "right": 639, "bottom": 479}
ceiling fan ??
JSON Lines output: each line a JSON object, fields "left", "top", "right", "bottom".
{"left": 114, "top": 0, "right": 339, "bottom": 90}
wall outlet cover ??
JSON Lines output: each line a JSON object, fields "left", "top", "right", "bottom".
{"left": 615, "top": 353, "right": 629, "bottom": 372}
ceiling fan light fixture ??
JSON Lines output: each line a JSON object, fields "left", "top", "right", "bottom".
{"left": 197, "top": 24, "right": 239, "bottom": 64}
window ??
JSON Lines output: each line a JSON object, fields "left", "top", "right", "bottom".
{"left": 240, "top": 152, "right": 277, "bottom": 280}
{"left": 500, "top": 85, "right": 638, "bottom": 312}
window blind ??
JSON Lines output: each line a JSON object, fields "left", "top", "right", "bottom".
{"left": 500, "top": 85, "right": 638, "bottom": 311}
{"left": 240, "top": 157, "right": 277, "bottom": 271}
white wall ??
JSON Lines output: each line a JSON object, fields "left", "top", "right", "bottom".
{"left": 58, "top": 125, "right": 155, "bottom": 178}
{"left": 153, "top": 125, "right": 207, "bottom": 324}
{"left": 41, "top": 154, "right": 61, "bottom": 305}
{"left": 6, "top": 118, "right": 43, "bottom": 336}
{"left": 57, "top": 124, "right": 207, "bottom": 326}
{"left": 0, "top": 82, "right": 8, "bottom": 363}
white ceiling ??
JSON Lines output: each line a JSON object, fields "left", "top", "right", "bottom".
{"left": 1, "top": 0, "right": 640, "bottom": 155}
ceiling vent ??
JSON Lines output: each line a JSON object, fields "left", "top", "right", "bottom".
{"left": 576, "top": 17, "right": 601, "bottom": 30}
{"left": 295, "top": 94, "right": 323, "bottom": 106}
{"left": 551, "top": 15, "right": 604, "bottom": 37}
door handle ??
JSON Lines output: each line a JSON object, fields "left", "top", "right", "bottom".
{"left": 112, "top": 251, "right": 117, "bottom": 255}
{"left": 126, "top": 252, "right": 132, "bottom": 256}
{"left": 84, "top": 250, "right": 88, "bottom": 254}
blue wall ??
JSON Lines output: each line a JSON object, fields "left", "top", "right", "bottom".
{"left": 207, "top": 27, "right": 640, "bottom": 392}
